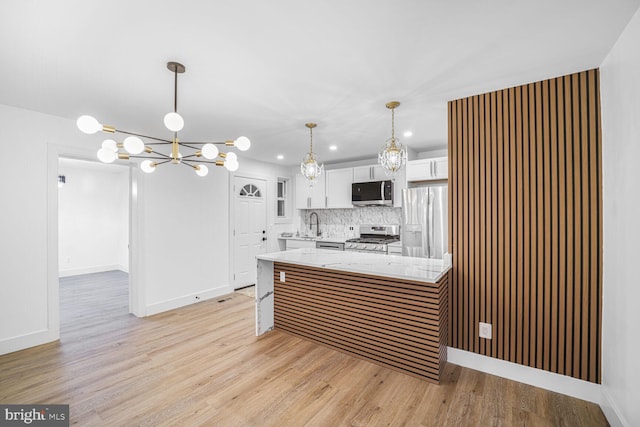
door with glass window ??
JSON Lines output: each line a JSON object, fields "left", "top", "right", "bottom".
{"left": 233, "top": 177, "right": 267, "bottom": 288}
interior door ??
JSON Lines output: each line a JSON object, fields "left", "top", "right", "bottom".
{"left": 233, "top": 176, "right": 267, "bottom": 288}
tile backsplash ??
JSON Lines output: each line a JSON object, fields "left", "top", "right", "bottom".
{"left": 299, "top": 207, "right": 402, "bottom": 238}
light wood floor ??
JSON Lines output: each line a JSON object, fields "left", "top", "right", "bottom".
{"left": 0, "top": 271, "right": 607, "bottom": 426}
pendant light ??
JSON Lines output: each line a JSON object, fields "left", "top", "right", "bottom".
{"left": 77, "top": 62, "right": 250, "bottom": 176}
{"left": 300, "top": 122, "right": 323, "bottom": 186}
{"left": 378, "top": 101, "right": 407, "bottom": 177}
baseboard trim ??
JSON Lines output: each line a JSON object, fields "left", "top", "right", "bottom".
{"left": 0, "top": 329, "right": 59, "bottom": 356}
{"left": 447, "top": 347, "right": 602, "bottom": 404}
{"left": 600, "top": 387, "right": 627, "bottom": 427}
{"left": 58, "top": 265, "right": 128, "bottom": 277}
{"left": 145, "top": 286, "right": 234, "bottom": 316}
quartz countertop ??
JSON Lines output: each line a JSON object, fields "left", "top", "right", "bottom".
{"left": 278, "top": 235, "right": 350, "bottom": 243}
{"left": 257, "top": 248, "right": 450, "bottom": 283}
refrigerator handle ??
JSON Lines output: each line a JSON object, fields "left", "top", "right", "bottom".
{"left": 430, "top": 190, "right": 435, "bottom": 257}
{"left": 381, "top": 181, "right": 385, "bottom": 201}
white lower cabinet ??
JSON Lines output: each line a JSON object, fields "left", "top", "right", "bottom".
{"left": 285, "top": 239, "right": 317, "bottom": 250}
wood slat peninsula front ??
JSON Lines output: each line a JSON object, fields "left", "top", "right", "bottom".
{"left": 273, "top": 262, "right": 449, "bottom": 384}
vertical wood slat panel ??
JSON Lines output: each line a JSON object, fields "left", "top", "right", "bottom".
{"left": 447, "top": 69, "right": 602, "bottom": 383}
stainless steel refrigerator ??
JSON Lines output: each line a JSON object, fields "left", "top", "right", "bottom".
{"left": 401, "top": 184, "right": 448, "bottom": 258}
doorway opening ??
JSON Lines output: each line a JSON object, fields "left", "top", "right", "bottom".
{"left": 57, "top": 157, "right": 131, "bottom": 340}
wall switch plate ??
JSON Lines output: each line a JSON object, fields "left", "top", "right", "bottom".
{"left": 280, "top": 271, "right": 285, "bottom": 282}
{"left": 479, "top": 322, "right": 492, "bottom": 339}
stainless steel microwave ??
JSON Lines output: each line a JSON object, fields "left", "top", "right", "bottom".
{"left": 352, "top": 180, "right": 393, "bottom": 206}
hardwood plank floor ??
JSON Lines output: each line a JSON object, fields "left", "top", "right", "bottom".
{"left": 0, "top": 271, "right": 607, "bottom": 426}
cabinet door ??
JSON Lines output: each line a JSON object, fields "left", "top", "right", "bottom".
{"left": 353, "top": 166, "right": 372, "bottom": 182}
{"left": 406, "top": 159, "right": 431, "bottom": 181}
{"left": 433, "top": 157, "right": 448, "bottom": 180}
{"left": 371, "top": 164, "right": 388, "bottom": 181}
{"left": 295, "top": 174, "right": 311, "bottom": 209}
{"left": 286, "top": 239, "right": 317, "bottom": 250}
{"left": 308, "top": 174, "right": 326, "bottom": 209}
{"left": 296, "top": 173, "right": 326, "bottom": 209}
{"left": 326, "top": 168, "right": 354, "bottom": 208}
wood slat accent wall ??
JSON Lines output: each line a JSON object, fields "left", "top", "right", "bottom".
{"left": 273, "top": 262, "right": 449, "bottom": 384}
{"left": 448, "top": 69, "right": 602, "bottom": 383}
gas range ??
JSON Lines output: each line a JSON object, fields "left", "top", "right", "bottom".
{"left": 345, "top": 225, "right": 400, "bottom": 254}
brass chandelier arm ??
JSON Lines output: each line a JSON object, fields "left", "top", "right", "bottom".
{"left": 115, "top": 129, "right": 173, "bottom": 143}
{"left": 182, "top": 158, "right": 227, "bottom": 165}
{"left": 128, "top": 155, "right": 172, "bottom": 160}
{"left": 178, "top": 141, "right": 229, "bottom": 145}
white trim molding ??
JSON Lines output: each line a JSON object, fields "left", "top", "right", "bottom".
{"left": 145, "top": 286, "right": 234, "bottom": 316}
{"left": 600, "top": 387, "right": 627, "bottom": 427}
{"left": 447, "top": 347, "right": 602, "bottom": 404}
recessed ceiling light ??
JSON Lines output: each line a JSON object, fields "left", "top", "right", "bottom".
{"left": 277, "top": 154, "right": 284, "bottom": 160}
{"left": 329, "top": 145, "right": 337, "bottom": 151}
{"left": 403, "top": 130, "right": 413, "bottom": 137}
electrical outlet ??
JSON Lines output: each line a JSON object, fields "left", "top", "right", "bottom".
{"left": 479, "top": 322, "right": 492, "bottom": 339}
{"left": 280, "top": 271, "right": 285, "bottom": 282}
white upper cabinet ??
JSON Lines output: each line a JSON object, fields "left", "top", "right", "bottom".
{"left": 406, "top": 157, "right": 448, "bottom": 182}
{"left": 295, "top": 173, "right": 326, "bottom": 209}
{"left": 353, "top": 164, "right": 387, "bottom": 182}
{"left": 325, "top": 168, "right": 354, "bottom": 209}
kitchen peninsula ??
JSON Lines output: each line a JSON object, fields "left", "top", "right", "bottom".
{"left": 255, "top": 249, "right": 451, "bottom": 383}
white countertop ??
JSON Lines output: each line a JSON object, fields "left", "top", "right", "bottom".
{"left": 278, "top": 235, "right": 350, "bottom": 243}
{"left": 257, "top": 248, "right": 450, "bottom": 283}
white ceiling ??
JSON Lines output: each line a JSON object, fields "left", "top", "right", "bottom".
{"left": 2, "top": 1, "right": 639, "bottom": 167}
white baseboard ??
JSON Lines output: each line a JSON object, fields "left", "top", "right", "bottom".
{"left": 0, "top": 328, "right": 59, "bottom": 356}
{"left": 145, "top": 286, "right": 234, "bottom": 316}
{"left": 447, "top": 347, "right": 602, "bottom": 404}
{"left": 600, "top": 387, "right": 627, "bottom": 427}
{"left": 58, "top": 264, "right": 128, "bottom": 277}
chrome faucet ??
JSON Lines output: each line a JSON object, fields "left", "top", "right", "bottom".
{"left": 309, "top": 212, "right": 320, "bottom": 237}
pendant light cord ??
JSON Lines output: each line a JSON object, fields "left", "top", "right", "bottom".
{"left": 173, "top": 68, "right": 178, "bottom": 113}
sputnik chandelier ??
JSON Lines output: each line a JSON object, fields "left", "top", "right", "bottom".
{"left": 76, "top": 61, "right": 250, "bottom": 177}
{"left": 378, "top": 101, "right": 407, "bottom": 177}
{"left": 300, "top": 122, "right": 323, "bottom": 186}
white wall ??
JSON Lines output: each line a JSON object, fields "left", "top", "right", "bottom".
{"left": 141, "top": 162, "right": 232, "bottom": 314}
{"left": 600, "top": 7, "right": 640, "bottom": 427}
{"left": 58, "top": 159, "right": 129, "bottom": 276}
{"left": 0, "top": 103, "right": 254, "bottom": 353}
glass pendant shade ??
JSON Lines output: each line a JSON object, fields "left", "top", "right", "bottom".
{"left": 195, "top": 164, "right": 209, "bottom": 177}
{"left": 300, "top": 123, "right": 323, "bottom": 186}
{"left": 123, "top": 136, "right": 145, "bottom": 154}
{"left": 102, "top": 139, "right": 118, "bottom": 152}
{"left": 77, "top": 115, "right": 102, "bottom": 134}
{"left": 225, "top": 159, "right": 239, "bottom": 172}
{"left": 140, "top": 160, "right": 156, "bottom": 173}
{"left": 163, "top": 112, "right": 184, "bottom": 132}
{"left": 234, "top": 136, "right": 251, "bottom": 151}
{"left": 378, "top": 101, "right": 407, "bottom": 177}
{"left": 301, "top": 154, "right": 323, "bottom": 185}
{"left": 201, "top": 143, "right": 219, "bottom": 159}
{"left": 97, "top": 147, "right": 117, "bottom": 163}
{"left": 378, "top": 137, "right": 407, "bottom": 176}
